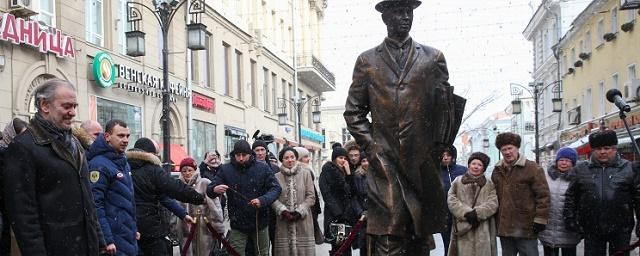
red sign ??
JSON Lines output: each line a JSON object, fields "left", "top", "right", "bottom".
{"left": 0, "top": 13, "right": 75, "bottom": 59}
{"left": 192, "top": 93, "right": 215, "bottom": 112}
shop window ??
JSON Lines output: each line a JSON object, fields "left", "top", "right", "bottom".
{"left": 96, "top": 98, "right": 142, "bottom": 148}
{"left": 224, "top": 126, "right": 247, "bottom": 160}
{"left": 35, "top": 0, "right": 55, "bottom": 27}
{"left": 85, "top": 0, "right": 104, "bottom": 46}
{"left": 192, "top": 120, "right": 216, "bottom": 163}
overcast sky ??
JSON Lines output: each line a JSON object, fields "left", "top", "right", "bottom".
{"left": 319, "top": 0, "right": 538, "bottom": 129}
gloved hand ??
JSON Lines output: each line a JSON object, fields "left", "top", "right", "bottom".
{"left": 533, "top": 223, "right": 546, "bottom": 234}
{"left": 281, "top": 210, "right": 295, "bottom": 222}
{"left": 464, "top": 209, "right": 479, "bottom": 228}
{"left": 291, "top": 211, "right": 302, "bottom": 221}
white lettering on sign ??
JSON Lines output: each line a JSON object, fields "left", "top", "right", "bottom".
{"left": 0, "top": 13, "right": 75, "bottom": 59}
{"left": 116, "top": 63, "right": 191, "bottom": 100}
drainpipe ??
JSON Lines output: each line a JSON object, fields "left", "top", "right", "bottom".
{"left": 186, "top": 0, "right": 194, "bottom": 157}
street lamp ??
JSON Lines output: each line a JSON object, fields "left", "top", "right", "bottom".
{"left": 510, "top": 81, "right": 563, "bottom": 164}
{"left": 126, "top": 0, "right": 206, "bottom": 171}
{"left": 277, "top": 95, "right": 324, "bottom": 145}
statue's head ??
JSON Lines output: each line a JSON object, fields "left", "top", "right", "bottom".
{"left": 376, "top": 0, "right": 421, "bottom": 38}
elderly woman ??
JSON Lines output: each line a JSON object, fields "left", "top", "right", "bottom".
{"left": 177, "top": 157, "right": 225, "bottom": 256}
{"left": 294, "top": 146, "right": 324, "bottom": 245}
{"left": 447, "top": 152, "right": 498, "bottom": 256}
{"left": 538, "top": 147, "right": 581, "bottom": 256}
{"left": 272, "top": 147, "right": 316, "bottom": 256}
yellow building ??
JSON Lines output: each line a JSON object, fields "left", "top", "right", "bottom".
{"left": 558, "top": 0, "right": 640, "bottom": 159}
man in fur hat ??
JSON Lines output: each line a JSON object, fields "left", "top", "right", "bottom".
{"left": 343, "top": 0, "right": 466, "bottom": 254}
{"left": 564, "top": 130, "right": 640, "bottom": 256}
{"left": 491, "top": 132, "right": 549, "bottom": 256}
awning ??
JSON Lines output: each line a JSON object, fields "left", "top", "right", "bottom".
{"left": 566, "top": 135, "right": 591, "bottom": 156}
{"left": 158, "top": 144, "right": 188, "bottom": 172}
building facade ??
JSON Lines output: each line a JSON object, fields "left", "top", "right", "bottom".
{"left": 523, "top": 0, "right": 590, "bottom": 164}
{"left": 557, "top": 0, "right": 640, "bottom": 160}
{"left": 0, "top": 0, "right": 334, "bottom": 170}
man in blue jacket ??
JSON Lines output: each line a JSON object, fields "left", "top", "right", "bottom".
{"left": 208, "top": 140, "right": 281, "bottom": 256}
{"left": 88, "top": 119, "right": 137, "bottom": 256}
{"left": 439, "top": 146, "right": 467, "bottom": 255}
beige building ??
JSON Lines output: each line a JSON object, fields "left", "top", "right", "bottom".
{"left": 0, "top": 0, "right": 334, "bottom": 169}
{"left": 557, "top": 0, "right": 640, "bottom": 160}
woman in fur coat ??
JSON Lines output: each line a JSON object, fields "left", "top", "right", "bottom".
{"left": 177, "top": 157, "right": 225, "bottom": 256}
{"left": 272, "top": 147, "right": 316, "bottom": 256}
{"left": 447, "top": 152, "right": 498, "bottom": 256}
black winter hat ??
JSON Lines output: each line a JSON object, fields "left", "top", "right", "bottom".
{"left": 468, "top": 152, "right": 490, "bottom": 172}
{"left": 495, "top": 132, "right": 521, "bottom": 149}
{"left": 252, "top": 140, "right": 268, "bottom": 150}
{"left": 332, "top": 147, "right": 349, "bottom": 162}
{"left": 233, "top": 140, "right": 253, "bottom": 155}
{"left": 134, "top": 137, "right": 157, "bottom": 153}
{"left": 589, "top": 130, "right": 618, "bottom": 148}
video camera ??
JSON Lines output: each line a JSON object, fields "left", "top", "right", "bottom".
{"left": 252, "top": 130, "right": 274, "bottom": 146}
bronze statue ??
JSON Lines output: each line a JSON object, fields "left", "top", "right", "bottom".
{"left": 343, "top": 0, "right": 466, "bottom": 254}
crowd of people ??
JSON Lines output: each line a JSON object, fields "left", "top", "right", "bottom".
{"left": 1, "top": 79, "right": 640, "bottom": 256}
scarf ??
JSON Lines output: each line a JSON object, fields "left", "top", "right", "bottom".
{"left": 460, "top": 172, "right": 487, "bottom": 187}
{"left": 33, "top": 113, "right": 78, "bottom": 158}
{"left": 279, "top": 164, "right": 299, "bottom": 253}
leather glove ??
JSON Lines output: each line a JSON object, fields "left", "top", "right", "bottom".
{"left": 533, "top": 223, "right": 546, "bottom": 234}
{"left": 291, "top": 211, "right": 302, "bottom": 221}
{"left": 281, "top": 210, "right": 295, "bottom": 222}
{"left": 464, "top": 210, "right": 480, "bottom": 228}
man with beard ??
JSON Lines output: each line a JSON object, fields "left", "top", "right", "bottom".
{"left": 4, "top": 79, "right": 104, "bottom": 255}
{"left": 208, "top": 140, "right": 281, "bottom": 256}
{"left": 343, "top": 0, "right": 465, "bottom": 254}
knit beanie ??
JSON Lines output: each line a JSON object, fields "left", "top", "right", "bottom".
{"left": 294, "top": 146, "right": 310, "bottom": 159}
{"left": 233, "top": 140, "right": 253, "bottom": 155}
{"left": 134, "top": 137, "right": 157, "bottom": 153}
{"left": 555, "top": 147, "right": 578, "bottom": 166}
{"left": 495, "top": 132, "right": 521, "bottom": 149}
{"left": 278, "top": 147, "right": 299, "bottom": 162}
{"left": 179, "top": 157, "right": 197, "bottom": 170}
{"left": 252, "top": 140, "right": 268, "bottom": 150}
{"left": 467, "top": 152, "right": 490, "bottom": 172}
{"left": 332, "top": 147, "right": 349, "bottom": 162}
{"left": 588, "top": 130, "right": 618, "bottom": 148}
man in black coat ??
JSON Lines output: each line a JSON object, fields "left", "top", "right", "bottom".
{"left": 3, "top": 79, "right": 104, "bottom": 256}
{"left": 127, "top": 137, "right": 205, "bottom": 256}
{"left": 564, "top": 130, "right": 640, "bottom": 256}
{"left": 208, "top": 140, "right": 281, "bottom": 256}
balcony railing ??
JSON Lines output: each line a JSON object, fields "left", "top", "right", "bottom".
{"left": 297, "top": 54, "right": 336, "bottom": 92}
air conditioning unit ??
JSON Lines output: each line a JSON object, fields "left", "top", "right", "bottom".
{"left": 8, "top": 0, "right": 38, "bottom": 17}
{"left": 623, "top": 79, "right": 640, "bottom": 101}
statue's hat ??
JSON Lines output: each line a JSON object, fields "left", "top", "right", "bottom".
{"left": 375, "top": 0, "right": 422, "bottom": 13}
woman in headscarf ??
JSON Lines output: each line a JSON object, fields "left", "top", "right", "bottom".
{"left": 294, "top": 146, "right": 324, "bottom": 245}
{"left": 447, "top": 152, "right": 498, "bottom": 256}
{"left": 272, "top": 147, "right": 316, "bottom": 256}
{"left": 177, "top": 157, "right": 225, "bottom": 256}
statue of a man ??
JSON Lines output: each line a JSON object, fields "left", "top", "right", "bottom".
{"left": 343, "top": 0, "right": 466, "bottom": 254}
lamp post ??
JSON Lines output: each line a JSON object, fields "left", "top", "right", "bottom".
{"left": 277, "top": 95, "right": 323, "bottom": 145}
{"left": 510, "top": 81, "right": 563, "bottom": 164}
{"left": 125, "top": 0, "right": 207, "bottom": 171}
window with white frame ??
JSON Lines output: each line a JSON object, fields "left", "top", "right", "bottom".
{"left": 627, "top": 9, "right": 636, "bottom": 23}
{"left": 599, "top": 81, "right": 605, "bottom": 116}
{"left": 117, "top": 0, "right": 128, "bottom": 54}
{"left": 613, "top": 73, "right": 619, "bottom": 90}
{"left": 628, "top": 64, "right": 637, "bottom": 81}
{"left": 611, "top": 7, "right": 618, "bottom": 33}
{"left": 584, "top": 89, "right": 592, "bottom": 120}
{"left": 571, "top": 48, "right": 576, "bottom": 64}
{"left": 191, "top": 33, "right": 211, "bottom": 88}
{"left": 585, "top": 31, "right": 591, "bottom": 52}
{"left": 597, "top": 20, "right": 604, "bottom": 45}
{"left": 85, "top": 0, "right": 104, "bottom": 46}
{"left": 35, "top": 0, "right": 55, "bottom": 27}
